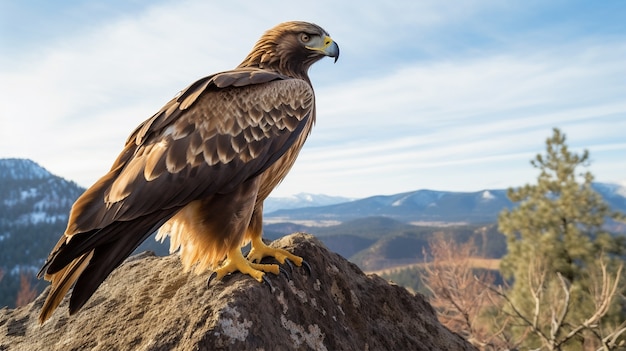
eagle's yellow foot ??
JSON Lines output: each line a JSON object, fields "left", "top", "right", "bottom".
{"left": 209, "top": 247, "right": 280, "bottom": 286}
{"left": 246, "top": 237, "right": 311, "bottom": 276}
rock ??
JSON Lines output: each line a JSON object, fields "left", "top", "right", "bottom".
{"left": 0, "top": 233, "right": 475, "bottom": 351}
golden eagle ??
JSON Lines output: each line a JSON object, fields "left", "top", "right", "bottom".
{"left": 38, "top": 21, "right": 339, "bottom": 323}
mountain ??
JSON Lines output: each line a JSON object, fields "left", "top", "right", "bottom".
{"left": 592, "top": 182, "right": 626, "bottom": 211}
{"left": 0, "top": 159, "right": 84, "bottom": 307}
{"left": 266, "top": 189, "right": 514, "bottom": 223}
{"left": 0, "top": 158, "right": 84, "bottom": 264}
{"left": 0, "top": 158, "right": 53, "bottom": 180}
{"left": 263, "top": 193, "right": 354, "bottom": 213}
{"left": 266, "top": 185, "right": 626, "bottom": 225}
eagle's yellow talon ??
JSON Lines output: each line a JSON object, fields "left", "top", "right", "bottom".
{"left": 212, "top": 247, "right": 280, "bottom": 283}
{"left": 247, "top": 237, "right": 304, "bottom": 267}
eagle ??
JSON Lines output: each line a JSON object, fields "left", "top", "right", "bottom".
{"left": 37, "top": 21, "right": 339, "bottom": 323}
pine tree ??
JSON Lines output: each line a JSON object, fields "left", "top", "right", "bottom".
{"left": 497, "top": 128, "right": 626, "bottom": 350}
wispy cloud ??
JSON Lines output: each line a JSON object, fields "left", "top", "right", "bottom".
{"left": 282, "top": 39, "right": 626, "bottom": 196}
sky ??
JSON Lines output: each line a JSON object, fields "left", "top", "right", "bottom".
{"left": 1, "top": 1, "right": 625, "bottom": 199}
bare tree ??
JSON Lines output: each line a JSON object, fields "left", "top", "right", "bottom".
{"left": 420, "top": 235, "right": 625, "bottom": 350}
{"left": 421, "top": 235, "right": 511, "bottom": 350}
{"left": 16, "top": 270, "right": 37, "bottom": 307}
{"left": 485, "top": 255, "right": 625, "bottom": 350}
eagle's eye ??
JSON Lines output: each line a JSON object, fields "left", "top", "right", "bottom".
{"left": 300, "top": 33, "right": 311, "bottom": 43}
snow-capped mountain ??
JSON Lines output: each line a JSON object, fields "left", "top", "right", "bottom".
{"left": 265, "top": 189, "right": 514, "bottom": 223}
{"left": 591, "top": 182, "right": 626, "bottom": 210}
{"left": 265, "top": 184, "right": 626, "bottom": 224}
{"left": 0, "top": 159, "right": 85, "bottom": 307}
{"left": 264, "top": 193, "right": 355, "bottom": 213}
{"left": 0, "top": 160, "right": 82, "bottom": 227}
{"left": 0, "top": 158, "right": 52, "bottom": 180}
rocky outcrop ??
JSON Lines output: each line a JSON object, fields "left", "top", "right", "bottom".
{"left": 0, "top": 233, "right": 475, "bottom": 350}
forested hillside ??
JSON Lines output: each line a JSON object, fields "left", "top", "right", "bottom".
{"left": 0, "top": 159, "right": 84, "bottom": 307}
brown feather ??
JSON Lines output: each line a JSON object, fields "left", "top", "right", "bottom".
{"left": 38, "top": 251, "right": 93, "bottom": 323}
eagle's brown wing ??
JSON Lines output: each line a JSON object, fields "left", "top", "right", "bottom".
{"left": 69, "top": 68, "right": 310, "bottom": 234}
{"left": 38, "top": 68, "right": 314, "bottom": 320}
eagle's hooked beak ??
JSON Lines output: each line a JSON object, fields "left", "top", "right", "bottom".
{"left": 307, "top": 36, "right": 340, "bottom": 63}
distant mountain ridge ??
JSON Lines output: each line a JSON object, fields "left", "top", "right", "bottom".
{"left": 266, "top": 185, "right": 626, "bottom": 224}
{"left": 263, "top": 193, "right": 354, "bottom": 213}
{"left": 266, "top": 189, "right": 513, "bottom": 223}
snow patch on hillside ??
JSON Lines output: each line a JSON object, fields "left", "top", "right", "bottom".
{"left": 391, "top": 195, "right": 410, "bottom": 207}
{"left": 617, "top": 181, "right": 626, "bottom": 198}
{"left": 481, "top": 190, "right": 495, "bottom": 200}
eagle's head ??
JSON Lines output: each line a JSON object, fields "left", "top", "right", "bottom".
{"left": 238, "top": 21, "right": 340, "bottom": 79}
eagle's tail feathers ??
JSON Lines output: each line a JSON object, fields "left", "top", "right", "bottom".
{"left": 38, "top": 251, "right": 93, "bottom": 323}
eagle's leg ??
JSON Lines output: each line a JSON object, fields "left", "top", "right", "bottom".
{"left": 247, "top": 236, "right": 304, "bottom": 267}
{"left": 212, "top": 247, "right": 280, "bottom": 283}
{"left": 245, "top": 206, "right": 306, "bottom": 269}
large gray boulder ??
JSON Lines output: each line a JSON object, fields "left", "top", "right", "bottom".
{"left": 0, "top": 233, "right": 475, "bottom": 350}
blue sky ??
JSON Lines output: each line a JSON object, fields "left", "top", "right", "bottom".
{"left": 1, "top": 1, "right": 625, "bottom": 198}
